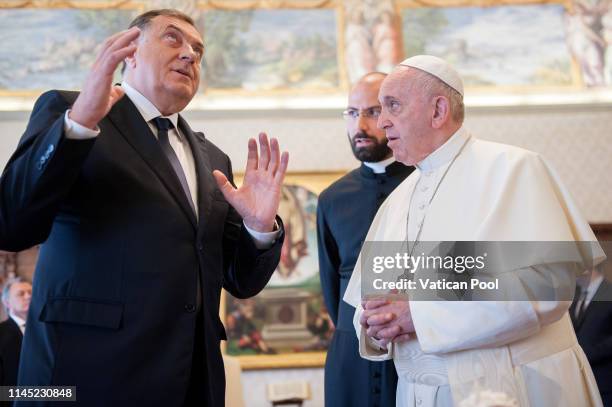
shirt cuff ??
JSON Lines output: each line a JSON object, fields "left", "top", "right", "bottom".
{"left": 244, "top": 220, "right": 280, "bottom": 250}
{"left": 64, "top": 110, "right": 100, "bottom": 139}
{"left": 359, "top": 327, "right": 394, "bottom": 360}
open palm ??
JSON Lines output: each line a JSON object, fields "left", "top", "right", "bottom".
{"left": 213, "top": 133, "right": 289, "bottom": 232}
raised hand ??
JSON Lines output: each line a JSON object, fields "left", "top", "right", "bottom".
{"left": 70, "top": 27, "right": 141, "bottom": 130}
{"left": 213, "top": 133, "right": 289, "bottom": 233}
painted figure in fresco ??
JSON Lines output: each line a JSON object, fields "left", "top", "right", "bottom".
{"left": 278, "top": 186, "right": 309, "bottom": 279}
{"left": 601, "top": 2, "right": 612, "bottom": 84}
{"left": 227, "top": 298, "right": 271, "bottom": 354}
{"left": 344, "top": 0, "right": 404, "bottom": 84}
{"left": 565, "top": 0, "right": 609, "bottom": 86}
{"left": 306, "top": 302, "right": 334, "bottom": 349}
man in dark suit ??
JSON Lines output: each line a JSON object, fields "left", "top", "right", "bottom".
{"left": 0, "top": 9, "right": 288, "bottom": 406}
{"left": 0, "top": 277, "right": 32, "bottom": 386}
{"left": 571, "top": 267, "right": 612, "bottom": 406}
{"left": 317, "top": 73, "right": 413, "bottom": 407}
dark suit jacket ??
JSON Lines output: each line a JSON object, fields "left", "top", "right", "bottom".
{"left": 571, "top": 279, "right": 612, "bottom": 400}
{"left": 0, "top": 90, "right": 283, "bottom": 406}
{"left": 0, "top": 318, "right": 23, "bottom": 387}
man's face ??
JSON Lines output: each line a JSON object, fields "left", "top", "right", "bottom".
{"left": 377, "top": 69, "right": 434, "bottom": 165}
{"left": 4, "top": 282, "right": 32, "bottom": 319}
{"left": 127, "top": 16, "right": 204, "bottom": 113}
{"left": 346, "top": 79, "right": 392, "bottom": 163}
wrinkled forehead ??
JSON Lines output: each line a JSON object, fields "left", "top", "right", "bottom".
{"left": 379, "top": 70, "right": 404, "bottom": 100}
{"left": 10, "top": 282, "right": 31, "bottom": 293}
{"left": 146, "top": 15, "right": 203, "bottom": 44}
{"left": 379, "top": 68, "right": 419, "bottom": 101}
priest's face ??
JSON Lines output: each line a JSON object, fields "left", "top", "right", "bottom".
{"left": 345, "top": 75, "right": 392, "bottom": 163}
{"left": 377, "top": 68, "right": 437, "bottom": 165}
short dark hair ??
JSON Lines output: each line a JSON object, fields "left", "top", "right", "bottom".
{"left": 121, "top": 9, "right": 198, "bottom": 74}
{"left": 128, "top": 8, "right": 195, "bottom": 32}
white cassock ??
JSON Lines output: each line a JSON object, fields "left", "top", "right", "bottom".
{"left": 344, "top": 127, "right": 605, "bottom": 407}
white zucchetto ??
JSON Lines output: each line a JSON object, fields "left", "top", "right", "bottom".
{"left": 399, "top": 55, "right": 464, "bottom": 96}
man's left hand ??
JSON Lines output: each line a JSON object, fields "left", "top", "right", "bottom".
{"left": 213, "top": 133, "right": 289, "bottom": 232}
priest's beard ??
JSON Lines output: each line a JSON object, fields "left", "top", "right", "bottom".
{"left": 349, "top": 131, "right": 392, "bottom": 162}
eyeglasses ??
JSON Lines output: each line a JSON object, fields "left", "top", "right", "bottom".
{"left": 342, "top": 106, "right": 382, "bottom": 120}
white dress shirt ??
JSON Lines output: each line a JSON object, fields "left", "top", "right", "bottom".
{"left": 9, "top": 312, "right": 26, "bottom": 334}
{"left": 62, "top": 82, "right": 278, "bottom": 247}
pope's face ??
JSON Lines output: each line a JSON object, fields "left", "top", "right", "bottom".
{"left": 127, "top": 16, "right": 204, "bottom": 114}
{"left": 377, "top": 69, "right": 435, "bottom": 166}
{"left": 346, "top": 78, "right": 391, "bottom": 162}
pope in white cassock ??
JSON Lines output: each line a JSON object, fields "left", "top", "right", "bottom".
{"left": 343, "top": 55, "right": 606, "bottom": 407}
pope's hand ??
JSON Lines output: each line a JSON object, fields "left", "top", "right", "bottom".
{"left": 360, "top": 299, "right": 415, "bottom": 347}
{"left": 359, "top": 298, "right": 390, "bottom": 329}
{"left": 213, "top": 133, "right": 289, "bottom": 232}
{"left": 70, "top": 27, "right": 140, "bottom": 130}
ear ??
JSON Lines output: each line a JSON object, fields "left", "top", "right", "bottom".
{"left": 124, "top": 41, "right": 138, "bottom": 70}
{"left": 431, "top": 96, "right": 450, "bottom": 129}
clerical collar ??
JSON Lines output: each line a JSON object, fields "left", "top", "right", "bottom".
{"left": 363, "top": 156, "right": 396, "bottom": 174}
{"left": 121, "top": 81, "right": 180, "bottom": 133}
{"left": 417, "top": 126, "right": 469, "bottom": 172}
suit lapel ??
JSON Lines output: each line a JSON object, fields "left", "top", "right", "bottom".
{"left": 178, "top": 115, "right": 213, "bottom": 235}
{"left": 575, "top": 279, "right": 611, "bottom": 330}
{"left": 107, "top": 97, "right": 197, "bottom": 228}
{"left": 8, "top": 318, "right": 23, "bottom": 339}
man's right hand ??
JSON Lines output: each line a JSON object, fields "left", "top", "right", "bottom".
{"left": 70, "top": 27, "right": 141, "bottom": 130}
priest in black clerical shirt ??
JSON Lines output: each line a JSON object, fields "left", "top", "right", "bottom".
{"left": 317, "top": 72, "right": 414, "bottom": 407}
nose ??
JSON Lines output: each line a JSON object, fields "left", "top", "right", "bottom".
{"left": 377, "top": 110, "right": 390, "bottom": 130}
{"left": 179, "top": 44, "right": 197, "bottom": 63}
{"left": 357, "top": 113, "right": 370, "bottom": 132}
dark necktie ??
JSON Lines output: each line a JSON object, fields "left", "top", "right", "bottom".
{"left": 152, "top": 117, "right": 202, "bottom": 311}
{"left": 574, "top": 286, "right": 588, "bottom": 321}
{"left": 152, "top": 117, "right": 196, "bottom": 214}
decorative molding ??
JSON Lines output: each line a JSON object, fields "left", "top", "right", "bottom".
{"left": 237, "top": 352, "right": 326, "bottom": 370}
{"left": 198, "top": 0, "right": 336, "bottom": 10}
{"left": 397, "top": 0, "right": 571, "bottom": 8}
{"left": 0, "top": 0, "right": 141, "bottom": 9}
{"left": 0, "top": 0, "right": 337, "bottom": 8}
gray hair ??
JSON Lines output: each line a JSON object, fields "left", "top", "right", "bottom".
{"left": 2, "top": 276, "right": 30, "bottom": 306}
{"left": 407, "top": 68, "right": 465, "bottom": 124}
